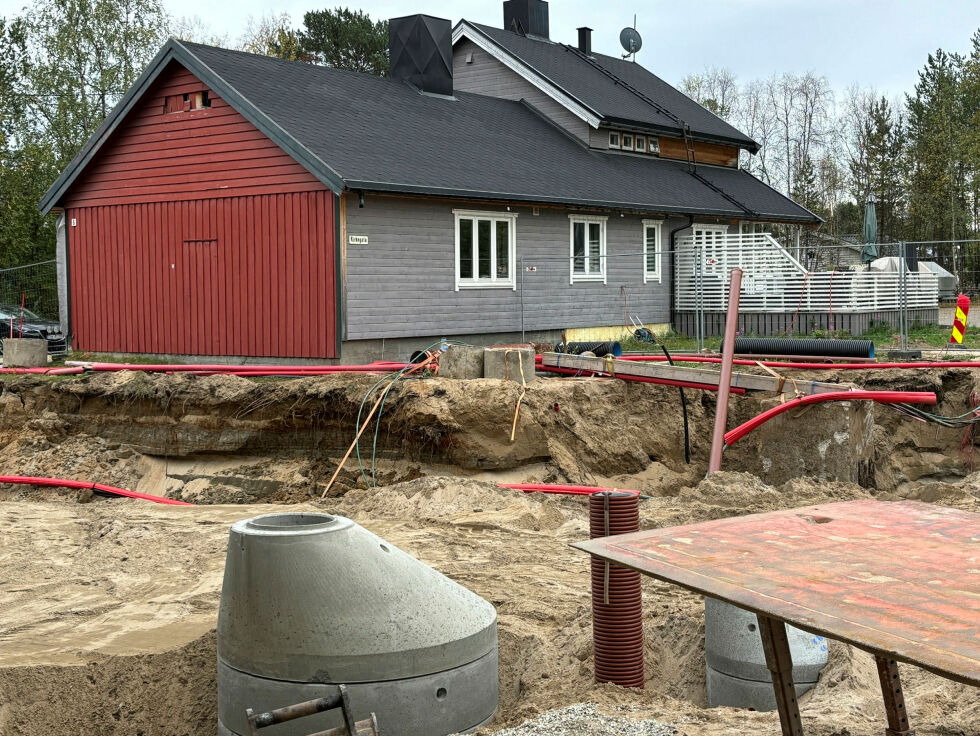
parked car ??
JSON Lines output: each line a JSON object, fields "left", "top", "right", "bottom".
{"left": 0, "top": 305, "right": 67, "bottom": 355}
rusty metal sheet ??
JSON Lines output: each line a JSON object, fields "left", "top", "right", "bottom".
{"left": 572, "top": 500, "right": 980, "bottom": 687}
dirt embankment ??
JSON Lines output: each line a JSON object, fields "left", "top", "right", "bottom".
{"left": 1, "top": 367, "right": 978, "bottom": 506}
{"left": 0, "top": 473, "right": 977, "bottom": 736}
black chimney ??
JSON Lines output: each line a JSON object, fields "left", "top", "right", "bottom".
{"left": 577, "top": 27, "right": 592, "bottom": 55}
{"left": 389, "top": 15, "right": 453, "bottom": 96}
{"left": 503, "top": 0, "right": 549, "bottom": 38}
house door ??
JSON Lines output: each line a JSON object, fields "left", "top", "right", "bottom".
{"left": 691, "top": 224, "right": 729, "bottom": 276}
{"left": 181, "top": 237, "right": 219, "bottom": 355}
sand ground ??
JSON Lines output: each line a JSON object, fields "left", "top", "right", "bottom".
{"left": 1, "top": 472, "right": 977, "bottom": 736}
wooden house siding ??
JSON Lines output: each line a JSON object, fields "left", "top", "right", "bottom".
{"left": 63, "top": 62, "right": 324, "bottom": 208}
{"left": 60, "top": 60, "right": 338, "bottom": 359}
{"left": 344, "top": 195, "right": 678, "bottom": 340}
{"left": 452, "top": 39, "right": 591, "bottom": 143}
{"left": 66, "top": 191, "right": 338, "bottom": 358}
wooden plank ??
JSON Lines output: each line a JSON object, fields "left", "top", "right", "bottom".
{"left": 540, "top": 352, "right": 844, "bottom": 395}
{"left": 658, "top": 135, "right": 739, "bottom": 166}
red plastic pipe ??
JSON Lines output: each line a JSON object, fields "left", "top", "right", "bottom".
{"left": 0, "top": 366, "right": 84, "bottom": 375}
{"left": 0, "top": 475, "right": 193, "bottom": 505}
{"left": 499, "top": 483, "right": 640, "bottom": 496}
{"left": 709, "top": 268, "right": 743, "bottom": 474}
{"left": 537, "top": 364, "right": 747, "bottom": 394}
{"left": 723, "top": 390, "right": 937, "bottom": 448}
{"left": 67, "top": 361, "right": 408, "bottom": 373}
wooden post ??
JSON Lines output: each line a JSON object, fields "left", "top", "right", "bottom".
{"left": 757, "top": 615, "right": 804, "bottom": 736}
{"left": 875, "top": 656, "right": 915, "bottom": 736}
{"left": 708, "top": 267, "right": 742, "bottom": 474}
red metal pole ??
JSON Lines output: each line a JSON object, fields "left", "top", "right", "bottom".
{"left": 708, "top": 268, "right": 742, "bottom": 474}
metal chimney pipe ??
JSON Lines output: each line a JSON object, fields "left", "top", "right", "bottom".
{"left": 577, "top": 27, "right": 592, "bottom": 55}
{"left": 708, "top": 268, "right": 743, "bottom": 474}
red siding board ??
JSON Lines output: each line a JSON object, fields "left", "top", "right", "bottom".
{"left": 63, "top": 61, "right": 337, "bottom": 359}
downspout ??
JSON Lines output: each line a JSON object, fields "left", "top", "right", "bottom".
{"left": 668, "top": 216, "right": 694, "bottom": 327}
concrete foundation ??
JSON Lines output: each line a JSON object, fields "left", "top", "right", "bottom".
{"left": 726, "top": 398, "right": 875, "bottom": 486}
{"left": 483, "top": 347, "right": 535, "bottom": 383}
{"left": 440, "top": 345, "right": 486, "bottom": 379}
{"left": 2, "top": 338, "right": 48, "bottom": 368}
{"left": 705, "top": 597, "right": 827, "bottom": 711}
{"left": 217, "top": 512, "right": 498, "bottom": 736}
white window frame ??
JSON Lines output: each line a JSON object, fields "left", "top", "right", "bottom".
{"left": 621, "top": 133, "right": 634, "bottom": 151}
{"left": 647, "top": 136, "right": 660, "bottom": 155}
{"left": 568, "top": 215, "right": 607, "bottom": 284}
{"left": 608, "top": 131, "right": 620, "bottom": 149}
{"left": 642, "top": 219, "right": 663, "bottom": 283}
{"left": 634, "top": 135, "right": 647, "bottom": 154}
{"left": 453, "top": 210, "right": 518, "bottom": 290}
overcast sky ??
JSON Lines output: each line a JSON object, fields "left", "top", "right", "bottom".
{"left": 3, "top": 0, "right": 978, "bottom": 96}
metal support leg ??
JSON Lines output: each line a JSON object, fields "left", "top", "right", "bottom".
{"left": 757, "top": 615, "right": 804, "bottom": 736}
{"left": 875, "top": 656, "right": 915, "bottom": 736}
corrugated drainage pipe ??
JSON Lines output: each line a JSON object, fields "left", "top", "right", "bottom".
{"left": 555, "top": 341, "right": 623, "bottom": 357}
{"left": 589, "top": 490, "right": 644, "bottom": 688}
{"left": 729, "top": 337, "right": 875, "bottom": 359}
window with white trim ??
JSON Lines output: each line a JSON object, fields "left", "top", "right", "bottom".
{"left": 569, "top": 215, "right": 607, "bottom": 283}
{"left": 454, "top": 210, "right": 517, "bottom": 289}
{"left": 643, "top": 219, "right": 663, "bottom": 283}
{"left": 608, "top": 131, "right": 620, "bottom": 149}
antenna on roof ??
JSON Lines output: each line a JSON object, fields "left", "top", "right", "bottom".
{"left": 620, "top": 17, "right": 641, "bottom": 61}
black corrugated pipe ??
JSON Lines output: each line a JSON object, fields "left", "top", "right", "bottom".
{"left": 731, "top": 337, "right": 875, "bottom": 359}
{"left": 555, "top": 341, "right": 623, "bottom": 357}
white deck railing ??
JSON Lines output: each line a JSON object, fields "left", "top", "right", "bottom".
{"left": 674, "top": 233, "right": 938, "bottom": 313}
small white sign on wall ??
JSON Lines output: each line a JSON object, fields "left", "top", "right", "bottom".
{"left": 348, "top": 235, "right": 369, "bottom": 245}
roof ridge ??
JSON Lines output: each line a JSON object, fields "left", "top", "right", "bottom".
{"left": 560, "top": 44, "right": 686, "bottom": 128}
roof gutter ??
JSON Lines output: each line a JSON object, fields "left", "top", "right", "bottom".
{"left": 343, "top": 180, "right": 821, "bottom": 224}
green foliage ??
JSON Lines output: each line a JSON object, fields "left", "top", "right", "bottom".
{"left": 0, "top": 0, "right": 168, "bottom": 269}
{"left": 299, "top": 7, "right": 388, "bottom": 75}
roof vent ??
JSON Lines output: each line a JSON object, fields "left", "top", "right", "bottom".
{"left": 503, "top": 0, "right": 549, "bottom": 38}
{"left": 577, "top": 27, "right": 592, "bottom": 55}
{"left": 389, "top": 14, "right": 453, "bottom": 96}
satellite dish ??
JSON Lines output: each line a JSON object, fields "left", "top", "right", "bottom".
{"left": 620, "top": 27, "right": 642, "bottom": 56}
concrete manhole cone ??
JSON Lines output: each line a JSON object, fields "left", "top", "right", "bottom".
{"left": 217, "top": 512, "right": 498, "bottom": 736}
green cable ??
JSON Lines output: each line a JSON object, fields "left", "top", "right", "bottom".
{"left": 355, "top": 339, "right": 471, "bottom": 487}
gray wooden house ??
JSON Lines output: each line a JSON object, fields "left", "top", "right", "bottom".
{"left": 44, "top": 0, "right": 826, "bottom": 362}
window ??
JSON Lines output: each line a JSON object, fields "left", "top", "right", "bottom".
{"left": 569, "top": 215, "right": 607, "bottom": 283}
{"left": 454, "top": 210, "right": 517, "bottom": 289}
{"left": 647, "top": 136, "right": 660, "bottom": 155}
{"left": 634, "top": 135, "right": 646, "bottom": 154}
{"left": 608, "top": 131, "right": 620, "bottom": 149}
{"left": 621, "top": 133, "right": 634, "bottom": 151}
{"left": 643, "top": 220, "right": 663, "bottom": 283}
{"left": 164, "top": 90, "right": 211, "bottom": 114}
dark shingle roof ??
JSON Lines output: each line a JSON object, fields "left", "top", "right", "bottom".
{"left": 41, "top": 40, "right": 816, "bottom": 223}
{"left": 466, "top": 23, "right": 758, "bottom": 150}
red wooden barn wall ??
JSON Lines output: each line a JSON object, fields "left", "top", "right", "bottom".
{"left": 62, "top": 61, "right": 338, "bottom": 358}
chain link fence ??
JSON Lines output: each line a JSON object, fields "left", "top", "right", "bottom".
{"left": 0, "top": 260, "right": 66, "bottom": 356}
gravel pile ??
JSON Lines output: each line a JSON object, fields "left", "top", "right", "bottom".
{"left": 488, "top": 704, "right": 676, "bottom": 736}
